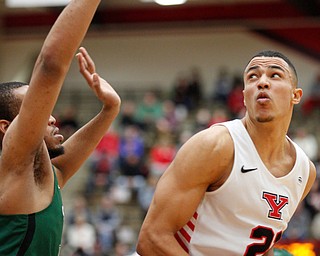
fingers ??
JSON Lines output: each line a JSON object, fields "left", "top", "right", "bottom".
{"left": 76, "top": 47, "right": 104, "bottom": 96}
{"left": 78, "top": 47, "right": 95, "bottom": 74}
{"left": 76, "top": 53, "right": 88, "bottom": 75}
{"left": 76, "top": 53, "right": 95, "bottom": 85}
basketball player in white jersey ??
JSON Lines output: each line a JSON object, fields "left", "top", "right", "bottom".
{"left": 137, "top": 50, "right": 317, "bottom": 256}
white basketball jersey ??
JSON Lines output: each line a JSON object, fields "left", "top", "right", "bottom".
{"left": 175, "top": 119, "right": 310, "bottom": 256}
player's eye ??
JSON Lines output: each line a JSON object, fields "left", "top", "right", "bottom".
{"left": 248, "top": 74, "right": 257, "bottom": 79}
{"left": 271, "top": 73, "right": 281, "bottom": 78}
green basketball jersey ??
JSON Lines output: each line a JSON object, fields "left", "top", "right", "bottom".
{"left": 0, "top": 168, "right": 64, "bottom": 256}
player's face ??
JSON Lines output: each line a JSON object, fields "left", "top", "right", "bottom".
{"left": 243, "top": 56, "right": 302, "bottom": 123}
{"left": 14, "top": 85, "right": 64, "bottom": 159}
{"left": 44, "top": 115, "right": 65, "bottom": 159}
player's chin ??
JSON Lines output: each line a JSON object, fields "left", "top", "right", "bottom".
{"left": 48, "top": 145, "right": 65, "bottom": 159}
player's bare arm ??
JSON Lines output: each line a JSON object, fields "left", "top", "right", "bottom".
{"left": 0, "top": 0, "right": 101, "bottom": 214}
{"left": 137, "top": 125, "right": 234, "bottom": 255}
{"left": 53, "top": 47, "right": 121, "bottom": 187}
{"left": 2, "top": 1, "right": 101, "bottom": 170}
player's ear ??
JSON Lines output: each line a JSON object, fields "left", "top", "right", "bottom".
{"left": 243, "top": 90, "right": 246, "bottom": 107}
{"left": 292, "top": 88, "right": 303, "bottom": 105}
{"left": 0, "top": 120, "right": 11, "bottom": 134}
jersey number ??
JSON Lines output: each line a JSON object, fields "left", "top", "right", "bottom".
{"left": 243, "top": 225, "right": 282, "bottom": 256}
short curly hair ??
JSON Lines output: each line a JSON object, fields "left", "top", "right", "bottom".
{"left": 0, "top": 81, "right": 28, "bottom": 121}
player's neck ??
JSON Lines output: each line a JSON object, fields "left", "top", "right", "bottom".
{"left": 242, "top": 117, "right": 289, "bottom": 154}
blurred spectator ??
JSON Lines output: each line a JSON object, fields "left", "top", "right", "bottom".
{"left": 93, "top": 193, "right": 122, "bottom": 255}
{"left": 119, "top": 101, "right": 140, "bottom": 128}
{"left": 161, "top": 100, "right": 180, "bottom": 134}
{"left": 67, "top": 195, "right": 93, "bottom": 226}
{"left": 148, "top": 135, "right": 176, "bottom": 178}
{"left": 193, "top": 107, "right": 212, "bottom": 132}
{"left": 137, "top": 174, "right": 159, "bottom": 218}
{"left": 302, "top": 71, "right": 320, "bottom": 115}
{"left": 172, "top": 73, "right": 192, "bottom": 110}
{"left": 115, "top": 225, "right": 136, "bottom": 246}
{"left": 66, "top": 214, "right": 97, "bottom": 256}
{"left": 112, "top": 125, "right": 147, "bottom": 203}
{"left": 119, "top": 125, "right": 146, "bottom": 177}
{"left": 134, "top": 91, "right": 163, "bottom": 131}
{"left": 177, "top": 129, "right": 193, "bottom": 149}
{"left": 211, "top": 67, "right": 233, "bottom": 105}
{"left": 187, "top": 67, "right": 203, "bottom": 110}
{"left": 86, "top": 152, "right": 112, "bottom": 197}
{"left": 305, "top": 176, "right": 320, "bottom": 220}
{"left": 208, "top": 107, "right": 229, "bottom": 127}
{"left": 282, "top": 203, "right": 311, "bottom": 240}
{"left": 227, "top": 75, "right": 245, "bottom": 118}
{"left": 95, "top": 126, "right": 120, "bottom": 162}
{"left": 293, "top": 127, "right": 319, "bottom": 162}
{"left": 86, "top": 127, "right": 120, "bottom": 197}
{"left": 113, "top": 241, "right": 131, "bottom": 256}
{"left": 310, "top": 212, "right": 320, "bottom": 239}
{"left": 58, "top": 106, "right": 79, "bottom": 139}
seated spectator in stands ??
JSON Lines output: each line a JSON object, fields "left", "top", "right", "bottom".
{"left": 211, "top": 67, "right": 233, "bottom": 105}
{"left": 305, "top": 176, "right": 320, "bottom": 239}
{"left": 302, "top": 71, "right": 320, "bottom": 115}
{"left": 208, "top": 107, "right": 230, "bottom": 127}
{"left": 310, "top": 212, "right": 320, "bottom": 239}
{"left": 227, "top": 75, "right": 245, "bottom": 118}
{"left": 113, "top": 241, "right": 132, "bottom": 256}
{"left": 282, "top": 203, "right": 312, "bottom": 241}
{"left": 177, "top": 129, "right": 193, "bottom": 149}
{"left": 305, "top": 176, "right": 320, "bottom": 220}
{"left": 86, "top": 152, "right": 112, "bottom": 197}
{"left": 193, "top": 108, "right": 212, "bottom": 133}
{"left": 119, "top": 100, "right": 140, "bottom": 128}
{"left": 86, "top": 127, "right": 120, "bottom": 197}
{"left": 293, "top": 127, "right": 319, "bottom": 162}
{"left": 187, "top": 66, "right": 203, "bottom": 110}
{"left": 161, "top": 100, "right": 180, "bottom": 134}
{"left": 93, "top": 194, "right": 122, "bottom": 255}
{"left": 134, "top": 91, "right": 163, "bottom": 131}
{"left": 67, "top": 195, "right": 93, "bottom": 226}
{"left": 148, "top": 135, "right": 177, "bottom": 178}
{"left": 66, "top": 214, "right": 97, "bottom": 256}
{"left": 137, "top": 174, "right": 159, "bottom": 218}
{"left": 58, "top": 106, "right": 80, "bottom": 140}
{"left": 115, "top": 225, "right": 136, "bottom": 250}
{"left": 172, "top": 73, "right": 192, "bottom": 110}
{"left": 119, "top": 125, "right": 146, "bottom": 177}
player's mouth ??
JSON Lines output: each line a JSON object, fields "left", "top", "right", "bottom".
{"left": 256, "top": 92, "right": 270, "bottom": 103}
{"left": 53, "top": 127, "right": 64, "bottom": 143}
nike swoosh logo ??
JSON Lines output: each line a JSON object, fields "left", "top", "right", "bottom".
{"left": 241, "top": 165, "right": 258, "bottom": 173}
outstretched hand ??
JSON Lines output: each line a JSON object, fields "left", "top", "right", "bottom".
{"left": 76, "top": 47, "right": 121, "bottom": 112}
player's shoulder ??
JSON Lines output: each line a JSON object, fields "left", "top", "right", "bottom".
{"left": 184, "top": 124, "right": 233, "bottom": 157}
{"left": 198, "top": 123, "right": 232, "bottom": 145}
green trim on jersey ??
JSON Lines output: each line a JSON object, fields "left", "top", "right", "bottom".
{"left": 0, "top": 168, "right": 64, "bottom": 256}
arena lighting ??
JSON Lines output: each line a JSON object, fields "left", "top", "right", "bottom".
{"left": 155, "top": 0, "right": 188, "bottom": 5}
{"left": 5, "top": 0, "right": 70, "bottom": 8}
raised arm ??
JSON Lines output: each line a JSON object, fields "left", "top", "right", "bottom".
{"left": 137, "top": 125, "right": 234, "bottom": 255}
{"left": 52, "top": 47, "right": 121, "bottom": 187}
{"left": 2, "top": 0, "right": 101, "bottom": 170}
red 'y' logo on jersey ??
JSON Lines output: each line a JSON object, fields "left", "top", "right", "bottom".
{"left": 262, "top": 192, "right": 288, "bottom": 220}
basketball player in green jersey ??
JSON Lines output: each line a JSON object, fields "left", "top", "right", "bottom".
{"left": 0, "top": 0, "right": 121, "bottom": 255}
